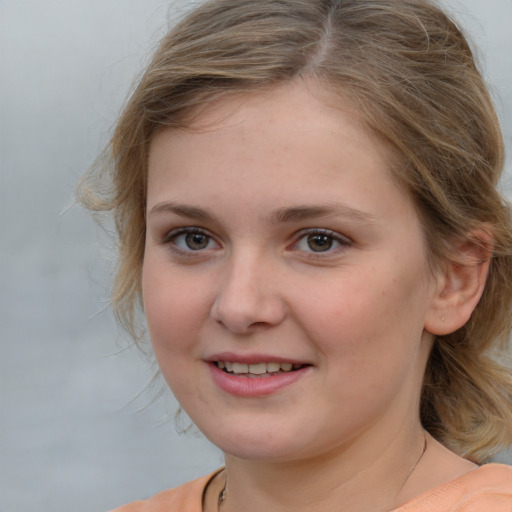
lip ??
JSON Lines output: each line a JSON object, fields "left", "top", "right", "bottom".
{"left": 205, "top": 352, "right": 310, "bottom": 365}
{"left": 206, "top": 356, "right": 312, "bottom": 397}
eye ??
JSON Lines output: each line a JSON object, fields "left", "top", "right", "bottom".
{"left": 165, "top": 228, "right": 220, "bottom": 252}
{"left": 293, "top": 229, "right": 351, "bottom": 254}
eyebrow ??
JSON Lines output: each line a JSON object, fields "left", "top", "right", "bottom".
{"left": 271, "top": 204, "right": 376, "bottom": 224}
{"left": 149, "top": 202, "right": 213, "bottom": 220}
{"left": 148, "top": 201, "right": 376, "bottom": 225}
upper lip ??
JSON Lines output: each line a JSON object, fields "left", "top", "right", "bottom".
{"left": 205, "top": 352, "right": 311, "bottom": 365}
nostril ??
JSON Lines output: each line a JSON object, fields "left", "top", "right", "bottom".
{"left": 210, "top": 272, "right": 286, "bottom": 333}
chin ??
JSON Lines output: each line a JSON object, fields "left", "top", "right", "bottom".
{"left": 196, "top": 418, "right": 325, "bottom": 462}
{"left": 220, "top": 440, "right": 304, "bottom": 462}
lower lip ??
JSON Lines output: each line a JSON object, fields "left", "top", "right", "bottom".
{"left": 208, "top": 363, "right": 311, "bottom": 397}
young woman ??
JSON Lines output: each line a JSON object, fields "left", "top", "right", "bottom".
{"left": 79, "top": 0, "right": 512, "bottom": 510}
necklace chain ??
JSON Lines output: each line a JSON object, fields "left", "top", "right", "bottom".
{"left": 218, "top": 472, "right": 227, "bottom": 510}
{"left": 217, "top": 434, "right": 428, "bottom": 511}
{"left": 400, "top": 433, "right": 428, "bottom": 490}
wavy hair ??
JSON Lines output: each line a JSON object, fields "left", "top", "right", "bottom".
{"left": 77, "top": 0, "right": 512, "bottom": 462}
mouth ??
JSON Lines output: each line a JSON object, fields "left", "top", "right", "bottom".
{"left": 208, "top": 356, "right": 312, "bottom": 396}
{"left": 214, "top": 361, "right": 309, "bottom": 378}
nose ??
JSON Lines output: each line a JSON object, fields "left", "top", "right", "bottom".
{"left": 210, "top": 251, "right": 286, "bottom": 334}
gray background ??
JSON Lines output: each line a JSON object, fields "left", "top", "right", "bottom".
{"left": 1, "top": 1, "right": 511, "bottom": 511}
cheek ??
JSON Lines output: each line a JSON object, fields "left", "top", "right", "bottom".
{"left": 297, "top": 264, "right": 429, "bottom": 369}
{"left": 141, "top": 259, "right": 214, "bottom": 403}
{"left": 142, "top": 256, "right": 205, "bottom": 356}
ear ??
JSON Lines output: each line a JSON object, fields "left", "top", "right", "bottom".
{"left": 424, "top": 229, "right": 493, "bottom": 336}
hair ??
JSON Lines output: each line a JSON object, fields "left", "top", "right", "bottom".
{"left": 78, "top": 0, "right": 512, "bottom": 463}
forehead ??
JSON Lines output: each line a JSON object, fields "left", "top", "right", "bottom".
{"left": 146, "top": 81, "right": 423, "bottom": 247}
{"left": 148, "top": 80, "right": 393, "bottom": 180}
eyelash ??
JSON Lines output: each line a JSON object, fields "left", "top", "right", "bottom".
{"left": 162, "top": 227, "right": 352, "bottom": 257}
{"left": 162, "top": 227, "right": 220, "bottom": 256}
{"left": 290, "top": 228, "right": 352, "bottom": 257}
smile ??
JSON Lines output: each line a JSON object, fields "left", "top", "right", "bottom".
{"left": 215, "top": 361, "right": 307, "bottom": 377}
{"left": 209, "top": 359, "right": 312, "bottom": 396}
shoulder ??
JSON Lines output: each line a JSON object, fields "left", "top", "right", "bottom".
{"left": 396, "top": 463, "right": 512, "bottom": 512}
{"left": 109, "top": 470, "right": 222, "bottom": 512}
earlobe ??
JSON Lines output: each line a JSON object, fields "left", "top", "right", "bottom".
{"left": 425, "top": 230, "right": 493, "bottom": 336}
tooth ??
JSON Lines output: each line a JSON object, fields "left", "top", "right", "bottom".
{"left": 280, "top": 362, "right": 293, "bottom": 371}
{"left": 232, "top": 362, "right": 249, "bottom": 374}
{"left": 225, "top": 361, "right": 233, "bottom": 372}
{"left": 248, "top": 363, "right": 267, "bottom": 375}
{"left": 217, "top": 361, "right": 225, "bottom": 369}
{"left": 267, "top": 362, "right": 280, "bottom": 373}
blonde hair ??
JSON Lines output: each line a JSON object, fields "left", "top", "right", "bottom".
{"left": 78, "top": 0, "right": 512, "bottom": 462}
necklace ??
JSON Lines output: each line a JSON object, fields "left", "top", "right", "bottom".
{"left": 401, "top": 433, "right": 428, "bottom": 489}
{"left": 217, "top": 434, "right": 428, "bottom": 511}
{"left": 218, "top": 471, "right": 227, "bottom": 509}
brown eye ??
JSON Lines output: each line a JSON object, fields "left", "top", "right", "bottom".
{"left": 306, "top": 234, "right": 334, "bottom": 252}
{"left": 292, "top": 229, "right": 352, "bottom": 255}
{"left": 185, "top": 232, "right": 210, "bottom": 250}
{"left": 167, "top": 228, "right": 220, "bottom": 252}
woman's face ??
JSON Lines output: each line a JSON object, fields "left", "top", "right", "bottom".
{"left": 143, "top": 82, "right": 440, "bottom": 462}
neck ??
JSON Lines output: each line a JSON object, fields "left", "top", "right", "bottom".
{"left": 219, "top": 423, "right": 427, "bottom": 512}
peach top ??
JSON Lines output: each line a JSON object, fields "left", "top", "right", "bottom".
{"left": 111, "top": 464, "right": 512, "bottom": 512}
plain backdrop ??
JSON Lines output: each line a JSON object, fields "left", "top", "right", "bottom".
{"left": 1, "top": 1, "right": 511, "bottom": 511}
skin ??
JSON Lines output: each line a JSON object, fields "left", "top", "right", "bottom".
{"left": 142, "top": 81, "right": 486, "bottom": 512}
